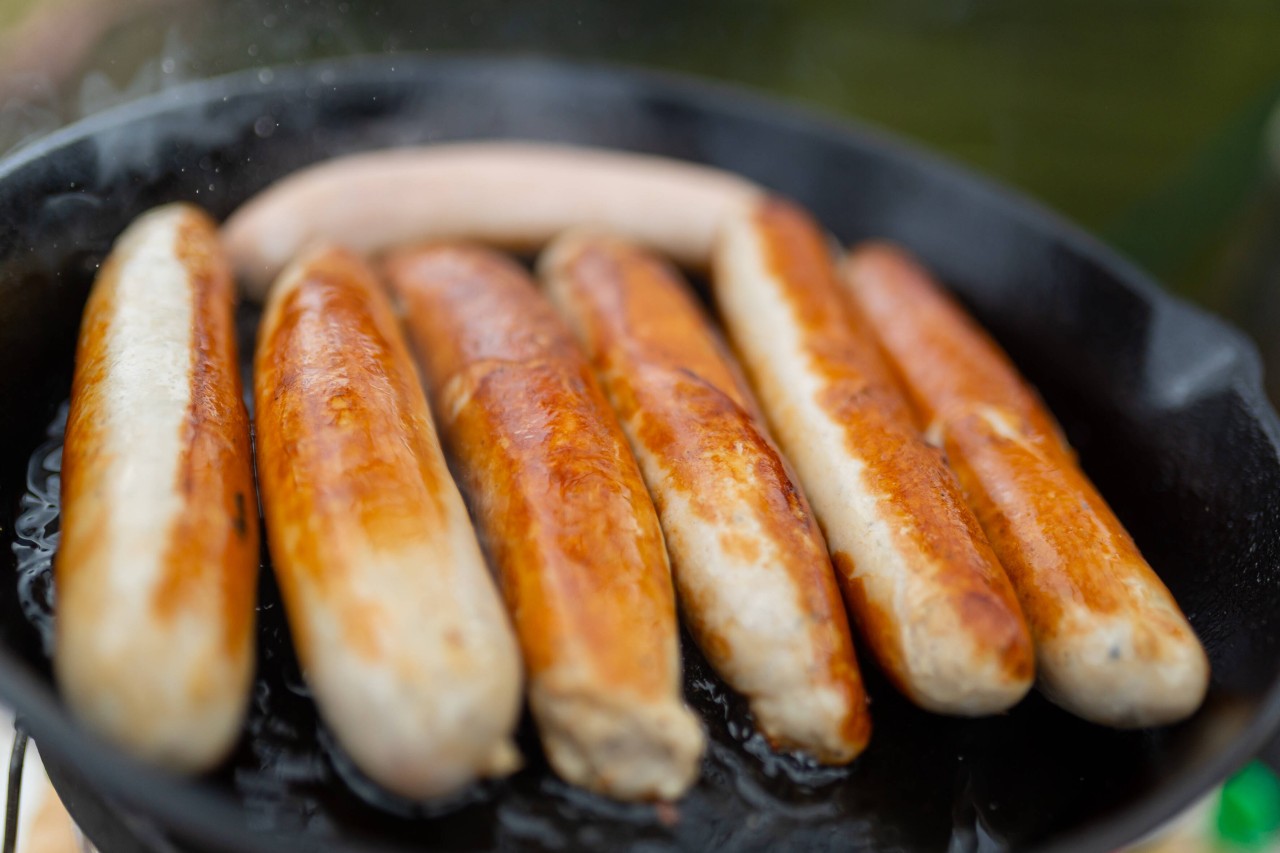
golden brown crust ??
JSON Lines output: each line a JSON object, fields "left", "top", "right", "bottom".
{"left": 253, "top": 244, "right": 523, "bottom": 797}
{"left": 385, "top": 244, "right": 678, "bottom": 693}
{"left": 711, "top": 199, "right": 1035, "bottom": 714}
{"left": 943, "top": 411, "right": 1156, "bottom": 633}
{"left": 751, "top": 205, "right": 917, "bottom": 428}
{"left": 386, "top": 244, "right": 704, "bottom": 797}
{"left": 58, "top": 237, "right": 118, "bottom": 612}
{"left": 540, "top": 232, "right": 871, "bottom": 760}
{"left": 545, "top": 235, "right": 756, "bottom": 411}
{"left": 63, "top": 210, "right": 258, "bottom": 653}
{"left": 254, "top": 247, "right": 454, "bottom": 662}
{"left": 752, "top": 202, "right": 1034, "bottom": 694}
{"left": 56, "top": 203, "right": 258, "bottom": 771}
{"left": 842, "top": 243, "right": 1064, "bottom": 445}
{"left": 448, "top": 361, "right": 680, "bottom": 696}
{"left": 842, "top": 242, "right": 1209, "bottom": 726}
{"left": 154, "top": 214, "right": 258, "bottom": 656}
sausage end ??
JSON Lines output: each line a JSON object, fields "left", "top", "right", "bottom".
{"left": 531, "top": 679, "right": 706, "bottom": 801}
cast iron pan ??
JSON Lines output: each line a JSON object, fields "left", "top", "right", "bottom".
{"left": 1, "top": 55, "right": 1279, "bottom": 853}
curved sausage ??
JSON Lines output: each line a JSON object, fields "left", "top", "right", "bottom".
{"left": 712, "top": 198, "right": 1036, "bottom": 715}
{"left": 56, "top": 203, "right": 258, "bottom": 771}
{"left": 841, "top": 243, "right": 1210, "bottom": 727}
{"left": 223, "top": 142, "right": 761, "bottom": 301}
{"left": 253, "top": 244, "right": 522, "bottom": 798}
{"left": 539, "top": 230, "right": 870, "bottom": 763}
{"left": 384, "top": 243, "right": 705, "bottom": 801}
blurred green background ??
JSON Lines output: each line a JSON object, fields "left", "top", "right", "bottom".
{"left": 2, "top": 0, "right": 1279, "bottom": 396}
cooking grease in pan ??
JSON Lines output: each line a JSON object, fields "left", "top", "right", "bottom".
{"left": 11, "top": 400, "right": 64, "bottom": 657}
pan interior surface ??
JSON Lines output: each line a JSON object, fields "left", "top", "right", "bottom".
{"left": 1, "top": 56, "right": 1279, "bottom": 853}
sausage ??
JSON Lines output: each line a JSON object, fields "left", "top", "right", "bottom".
{"left": 539, "top": 230, "right": 871, "bottom": 763}
{"left": 712, "top": 198, "right": 1036, "bottom": 715}
{"left": 222, "top": 142, "right": 761, "bottom": 301}
{"left": 253, "top": 245, "right": 522, "bottom": 798}
{"left": 841, "top": 243, "right": 1210, "bottom": 727}
{"left": 55, "top": 203, "right": 258, "bottom": 771}
{"left": 384, "top": 244, "right": 705, "bottom": 801}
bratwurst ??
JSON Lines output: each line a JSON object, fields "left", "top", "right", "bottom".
{"left": 56, "top": 203, "right": 258, "bottom": 771}
{"left": 540, "top": 230, "right": 870, "bottom": 762}
{"left": 386, "top": 243, "right": 705, "bottom": 801}
{"left": 254, "top": 244, "right": 522, "bottom": 798}
{"left": 842, "top": 243, "right": 1209, "bottom": 727}
{"left": 713, "top": 199, "right": 1036, "bottom": 715}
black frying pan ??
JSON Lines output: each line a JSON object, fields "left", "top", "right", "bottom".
{"left": 2, "top": 55, "right": 1279, "bottom": 853}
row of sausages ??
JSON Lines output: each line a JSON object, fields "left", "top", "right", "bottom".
{"left": 54, "top": 153, "right": 1209, "bottom": 806}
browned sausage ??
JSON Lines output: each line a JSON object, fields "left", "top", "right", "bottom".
{"left": 56, "top": 203, "right": 257, "bottom": 771}
{"left": 385, "top": 243, "right": 705, "bottom": 801}
{"left": 842, "top": 242, "right": 1210, "bottom": 727}
{"left": 540, "top": 230, "right": 870, "bottom": 763}
{"left": 254, "top": 245, "right": 522, "bottom": 798}
{"left": 713, "top": 198, "right": 1036, "bottom": 715}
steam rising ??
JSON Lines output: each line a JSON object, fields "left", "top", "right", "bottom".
{"left": 0, "top": 0, "right": 365, "bottom": 157}
{"left": 0, "top": 0, "right": 184, "bottom": 154}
